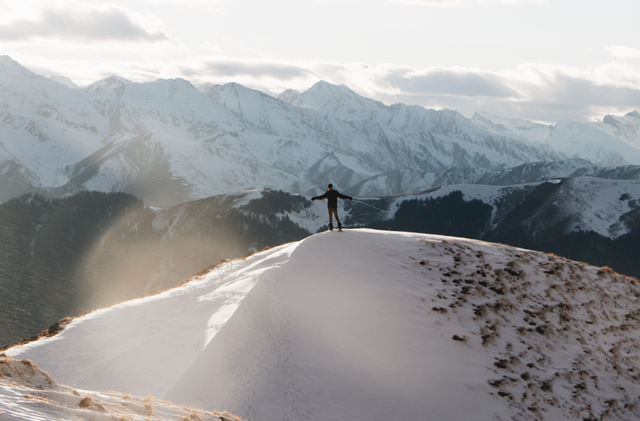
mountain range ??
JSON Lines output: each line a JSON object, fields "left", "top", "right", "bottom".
{"left": 474, "top": 112, "right": 640, "bottom": 177}
{"left": 2, "top": 54, "right": 640, "bottom": 207}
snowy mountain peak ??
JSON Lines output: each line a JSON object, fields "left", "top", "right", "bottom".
{"left": 472, "top": 112, "right": 512, "bottom": 132}
{"left": 120, "top": 77, "right": 224, "bottom": 116}
{"left": 603, "top": 114, "right": 619, "bottom": 127}
{"left": 304, "top": 80, "right": 365, "bottom": 100}
{"left": 203, "top": 81, "right": 296, "bottom": 128}
{"left": 473, "top": 110, "right": 551, "bottom": 131}
{"left": 277, "top": 88, "right": 301, "bottom": 104}
{"left": 472, "top": 111, "right": 552, "bottom": 143}
{"left": 206, "top": 81, "right": 272, "bottom": 103}
{"left": 308, "top": 79, "right": 351, "bottom": 93}
{"left": 146, "top": 77, "right": 199, "bottom": 97}
{"left": 591, "top": 111, "right": 640, "bottom": 150}
{"left": 552, "top": 119, "right": 585, "bottom": 132}
{"left": 49, "top": 75, "right": 78, "bottom": 89}
{"left": 0, "top": 55, "right": 40, "bottom": 81}
{"left": 626, "top": 110, "right": 640, "bottom": 119}
{"left": 294, "top": 80, "right": 386, "bottom": 115}
{"left": 87, "top": 75, "right": 132, "bottom": 92}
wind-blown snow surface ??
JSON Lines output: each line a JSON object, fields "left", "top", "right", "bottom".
{"left": 0, "top": 356, "right": 241, "bottom": 421}
{"left": 7, "top": 229, "right": 640, "bottom": 420}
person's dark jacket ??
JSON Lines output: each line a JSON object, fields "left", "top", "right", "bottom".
{"left": 312, "top": 190, "right": 352, "bottom": 208}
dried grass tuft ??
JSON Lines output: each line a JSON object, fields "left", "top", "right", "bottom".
{"left": 597, "top": 266, "right": 639, "bottom": 282}
{"left": 181, "top": 409, "right": 204, "bottom": 420}
{"left": 143, "top": 395, "right": 155, "bottom": 415}
{"left": 0, "top": 357, "right": 55, "bottom": 389}
{"left": 212, "top": 410, "right": 248, "bottom": 421}
{"left": 24, "top": 393, "right": 51, "bottom": 404}
{"left": 0, "top": 317, "right": 74, "bottom": 352}
{"left": 78, "top": 395, "right": 106, "bottom": 412}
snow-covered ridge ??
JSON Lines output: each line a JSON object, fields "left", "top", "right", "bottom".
{"left": 473, "top": 111, "right": 640, "bottom": 166}
{"left": 49, "top": 75, "right": 78, "bottom": 89}
{"left": 593, "top": 110, "right": 640, "bottom": 149}
{"left": 360, "top": 175, "right": 640, "bottom": 240}
{"left": 87, "top": 75, "right": 132, "bottom": 92}
{"left": 0, "top": 355, "right": 245, "bottom": 421}
{"left": 6, "top": 229, "right": 640, "bottom": 420}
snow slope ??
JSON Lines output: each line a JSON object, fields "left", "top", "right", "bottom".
{"left": 472, "top": 111, "right": 552, "bottom": 144}
{"left": 6, "top": 229, "right": 640, "bottom": 420}
{"left": 474, "top": 159, "right": 599, "bottom": 185}
{"left": 536, "top": 177, "right": 640, "bottom": 238}
{"left": 0, "top": 355, "right": 244, "bottom": 421}
{"left": 591, "top": 110, "right": 640, "bottom": 149}
{"left": 546, "top": 120, "right": 640, "bottom": 167}
{"left": 368, "top": 176, "right": 640, "bottom": 240}
{"left": 473, "top": 111, "right": 640, "bottom": 166}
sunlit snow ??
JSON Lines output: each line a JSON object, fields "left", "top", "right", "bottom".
{"left": 5, "top": 229, "right": 640, "bottom": 420}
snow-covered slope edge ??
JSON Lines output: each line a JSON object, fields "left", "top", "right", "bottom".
{"left": 6, "top": 229, "right": 640, "bottom": 421}
{"left": 0, "top": 355, "right": 245, "bottom": 421}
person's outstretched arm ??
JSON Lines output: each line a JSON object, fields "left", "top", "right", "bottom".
{"left": 312, "top": 192, "right": 329, "bottom": 201}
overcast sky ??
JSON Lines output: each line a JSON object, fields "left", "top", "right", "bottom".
{"left": 1, "top": 0, "right": 639, "bottom": 123}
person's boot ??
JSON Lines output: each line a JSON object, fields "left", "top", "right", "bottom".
{"left": 337, "top": 222, "right": 342, "bottom": 231}
{"left": 328, "top": 223, "right": 334, "bottom": 231}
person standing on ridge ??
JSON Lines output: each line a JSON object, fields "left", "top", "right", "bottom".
{"left": 311, "top": 183, "right": 353, "bottom": 231}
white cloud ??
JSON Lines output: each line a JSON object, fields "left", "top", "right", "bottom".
{"left": 383, "top": 66, "right": 518, "bottom": 98}
{"left": 7, "top": 50, "right": 640, "bottom": 124}
{"left": 137, "top": 0, "right": 228, "bottom": 13}
{"left": 605, "top": 45, "right": 640, "bottom": 60}
{"left": 169, "top": 56, "right": 640, "bottom": 123}
{"left": 196, "top": 41, "right": 224, "bottom": 55}
{"left": 387, "top": 0, "right": 544, "bottom": 6}
{"left": 139, "top": 0, "right": 227, "bottom": 4}
{"left": 0, "top": 3, "right": 171, "bottom": 42}
{"left": 297, "top": 61, "right": 640, "bottom": 123}
{"left": 163, "top": 56, "right": 319, "bottom": 94}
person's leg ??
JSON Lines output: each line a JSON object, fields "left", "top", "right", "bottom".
{"left": 329, "top": 208, "right": 341, "bottom": 229}
{"left": 334, "top": 209, "right": 342, "bottom": 229}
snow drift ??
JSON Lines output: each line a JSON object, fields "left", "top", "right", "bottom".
{"left": 6, "top": 229, "right": 640, "bottom": 420}
{"left": 0, "top": 354, "right": 244, "bottom": 420}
